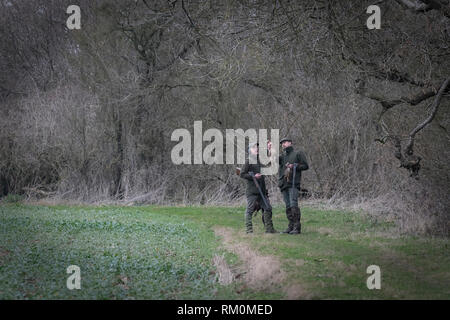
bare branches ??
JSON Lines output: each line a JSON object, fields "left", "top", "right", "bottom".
{"left": 405, "top": 77, "right": 450, "bottom": 154}
{"left": 421, "top": 0, "right": 450, "bottom": 18}
{"left": 22, "top": 187, "right": 56, "bottom": 197}
{"left": 242, "top": 79, "right": 286, "bottom": 108}
{"left": 181, "top": 0, "right": 195, "bottom": 28}
{"left": 349, "top": 55, "right": 427, "bottom": 88}
{"left": 395, "top": 0, "right": 432, "bottom": 12}
{"left": 155, "top": 39, "right": 197, "bottom": 72}
{"left": 373, "top": 77, "right": 449, "bottom": 177}
{"left": 396, "top": 0, "right": 450, "bottom": 17}
{"left": 357, "top": 79, "right": 441, "bottom": 112}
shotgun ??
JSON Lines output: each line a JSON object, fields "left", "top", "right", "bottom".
{"left": 248, "top": 171, "right": 270, "bottom": 210}
{"left": 291, "top": 163, "right": 298, "bottom": 201}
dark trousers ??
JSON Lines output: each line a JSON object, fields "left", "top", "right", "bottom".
{"left": 282, "top": 187, "right": 299, "bottom": 209}
{"left": 282, "top": 187, "right": 302, "bottom": 233}
{"left": 245, "top": 193, "right": 272, "bottom": 232}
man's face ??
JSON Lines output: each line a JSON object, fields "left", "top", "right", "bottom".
{"left": 282, "top": 141, "right": 292, "bottom": 149}
{"left": 250, "top": 145, "right": 259, "bottom": 155}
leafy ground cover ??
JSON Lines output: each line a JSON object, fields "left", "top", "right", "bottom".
{"left": 0, "top": 203, "right": 448, "bottom": 299}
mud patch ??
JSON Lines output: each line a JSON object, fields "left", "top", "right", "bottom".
{"left": 214, "top": 227, "right": 284, "bottom": 291}
{"left": 214, "top": 227, "right": 309, "bottom": 299}
{"left": 285, "top": 284, "right": 311, "bottom": 300}
{"left": 296, "top": 259, "right": 306, "bottom": 266}
{"left": 286, "top": 258, "right": 306, "bottom": 268}
{"left": 317, "top": 227, "right": 334, "bottom": 236}
{"left": 213, "top": 254, "right": 233, "bottom": 285}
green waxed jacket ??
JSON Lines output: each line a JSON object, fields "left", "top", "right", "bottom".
{"left": 278, "top": 146, "right": 309, "bottom": 191}
{"left": 240, "top": 155, "right": 268, "bottom": 197}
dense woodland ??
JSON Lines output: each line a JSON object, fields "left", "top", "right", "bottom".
{"left": 0, "top": 0, "right": 449, "bottom": 235}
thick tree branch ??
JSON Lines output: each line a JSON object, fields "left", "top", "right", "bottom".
{"left": 242, "top": 79, "right": 286, "bottom": 107}
{"left": 395, "top": 0, "right": 432, "bottom": 12}
{"left": 405, "top": 77, "right": 450, "bottom": 154}
{"left": 357, "top": 79, "right": 440, "bottom": 111}
{"left": 181, "top": 0, "right": 195, "bottom": 28}
{"left": 372, "top": 77, "right": 449, "bottom": 178}
{"left": 421, "top": 0, "right": 450, "bottom": 17}
{"left": 396, "top": 0, "right": 450, "bottom": 17}
{"left": 349, "top": 55, "right": 427, "bottom": 87}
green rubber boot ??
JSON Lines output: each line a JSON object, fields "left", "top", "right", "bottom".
{"left": 282, "top": 208, "right": 294, "bottom": 233}
{"left": 264, "top": 211, "right": 277, "bottom": 233}
{"left": 289, "top": 207, "right": 301, "bottom": 235}
{"left": 245, "top": 211, "right": 253, "bottom": 234}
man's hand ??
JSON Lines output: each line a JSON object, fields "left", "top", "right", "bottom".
{"left": 267, "top": 141, "right": 272, "bottom": 151}
{"left": 286, "top": 163, "right": 294, "bottom": 169}
{"left": 255, "top": 173, "right": 262, "bottom": 179}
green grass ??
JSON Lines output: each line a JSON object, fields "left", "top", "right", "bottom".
{"left": 0, "top": 203, "right": 448, "bottom": 299}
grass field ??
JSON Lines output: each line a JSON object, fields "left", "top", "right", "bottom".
{"left": 0, "top": 203, "right": 448, "bottom": 299}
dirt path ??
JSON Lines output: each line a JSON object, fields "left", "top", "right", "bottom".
{"left": 213, "top": 226, "right": 309, "bottom": 299}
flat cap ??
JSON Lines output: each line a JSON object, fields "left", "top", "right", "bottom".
{"left": 279, "top": 137, "right": 292, "bottom": 144}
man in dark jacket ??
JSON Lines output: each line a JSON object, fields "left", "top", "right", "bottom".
{"left": 278, "top": 138, "right": 309, "bottom": 234}
{"left": 240, "top": 142, "right": 277, "bottom": 234}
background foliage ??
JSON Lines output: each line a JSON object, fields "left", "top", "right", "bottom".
{"left": 0, "top": 0, "right": 449, "bottom": 235}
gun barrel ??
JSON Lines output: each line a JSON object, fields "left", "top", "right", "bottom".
{"left": 290, "top": 163, "right": 298, "bottom": 201}
{"left": 249, "top": 171, "right": 269, "bottom": 209}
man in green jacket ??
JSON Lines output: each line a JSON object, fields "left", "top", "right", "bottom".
{"left": 278, "top": 138, "right": 309, "bottom": 234}
{"left": 240, "top": 142, "right": 277, "bottom": 234}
